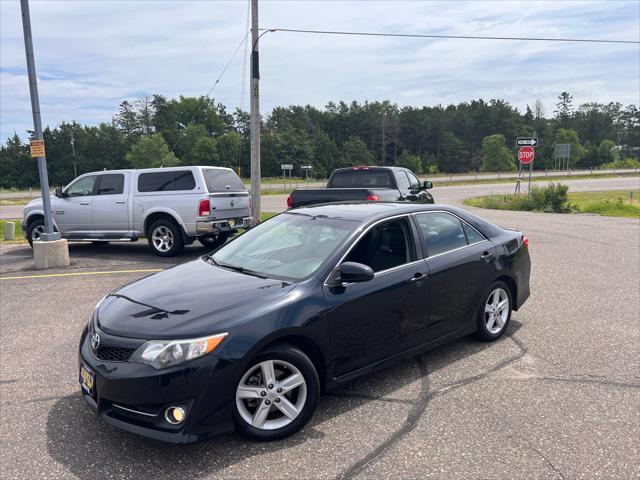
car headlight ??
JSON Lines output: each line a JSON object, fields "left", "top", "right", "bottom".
{"left": 130, "top": 333, "right": 228, "bottom": 369}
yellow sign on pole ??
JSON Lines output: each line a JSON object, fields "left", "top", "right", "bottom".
{"left": 30, "top": 139, "right": 45, "bottom": 158}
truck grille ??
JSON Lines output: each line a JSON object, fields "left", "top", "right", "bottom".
{"left": 93, "top": 346, "right": 135, "bottom": 362}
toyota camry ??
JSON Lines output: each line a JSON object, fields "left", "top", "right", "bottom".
{"left": 78, "top": 202, "right": 530, "bottom": 443}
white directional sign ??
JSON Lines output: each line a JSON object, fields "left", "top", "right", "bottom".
{"left": 516, "top": 137, "right": 538, "bottom": 147}
{"left": 300, "top": 165, "right": 313, "bottom": 170}
{"left": 280, "top": 164, "right": 293, "bottom": 170}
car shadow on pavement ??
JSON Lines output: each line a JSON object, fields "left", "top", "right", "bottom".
{"left": 45, "top": 321, "right": 523, "bottom": 480}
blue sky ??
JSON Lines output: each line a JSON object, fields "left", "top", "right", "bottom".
{"left": 1, "top": 0, "right": 639, "bottom": 142}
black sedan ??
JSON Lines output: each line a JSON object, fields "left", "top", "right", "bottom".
{"left": 78, "top": 203, "right": 530, "bottom": 443}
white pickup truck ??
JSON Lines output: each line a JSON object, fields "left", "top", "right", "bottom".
{"left": 21, "top": 166, "right": 251, "bottom": 256}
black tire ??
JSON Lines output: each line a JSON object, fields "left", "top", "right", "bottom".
{"left": 233, "top": 345, "right": 320, "bottom": 441}
{"left": 198, "top": 231, "right": 230, "bottom": 249}
{"left": 26, "top": 218, "right": 51, "bottom": 247}
{"left": 474, "top": 280, "right": 513, "bottom": 342}
{"left": 147, "top": 218, "right": 184, "bottom": 257}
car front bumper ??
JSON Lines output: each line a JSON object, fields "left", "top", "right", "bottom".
{"left": 196, "top": 217, "right": 252, "bottom": 235}
{"left": 78, "top": 327, "right": 243, "bottom": 444}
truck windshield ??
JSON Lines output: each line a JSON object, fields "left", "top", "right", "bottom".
{"left": 329, "top": 170, "right": 393, "bottom": 188}
{"left": 211, "top": 213, "right": 359, "bottom": 281}
{"left": 202, "top": 168, "right": 245, "bottom": 192}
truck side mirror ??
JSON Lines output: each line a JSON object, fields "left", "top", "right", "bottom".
{"left": 54, "top": 187, "right": 65, "bottom": 198}
{"left": 423, "top": 180, "right": 433, "bottom": 190}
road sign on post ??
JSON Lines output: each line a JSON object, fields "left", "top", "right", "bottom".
{"left": 281, "top": 164, "right": 293, "bottom": 193}
{"left": 518, "top": 146, "right": 535, "bottom": 165}
{"left": 516, "top": 137, "right": 538, "bottom": 147}
{"left": 555, "top": 144, "right": 571, "bottom": 171}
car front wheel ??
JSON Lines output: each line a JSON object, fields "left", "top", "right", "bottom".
{"left": 475, "top": 281, "right": 512, "bottom": 341}
{"left": 234, "top": 345, "right": 320, "bottom": 441}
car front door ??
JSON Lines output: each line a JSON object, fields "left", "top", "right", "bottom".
{"left": 91, "top": 173, "right": 129, "bottom": 235}
{"left": 413, "top": 211, "right": 496, "bottom": 341}
{"left": 55, "top": 174, "right": 99, "bottom": 235}
{"left": 405, "top": 170, "right": 432, "bottom": 202}
{"left": 324, "top": 216, "right": 430, "bottom": 378}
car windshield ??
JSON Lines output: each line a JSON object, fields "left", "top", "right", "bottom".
{"left": 211, "top": 212, "right": 359, "bottom": 281}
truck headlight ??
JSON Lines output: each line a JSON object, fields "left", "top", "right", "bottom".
{"left": 130, "top": 333, "right": 228, "bottom": 369}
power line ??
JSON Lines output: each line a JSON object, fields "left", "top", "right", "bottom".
{"left": 207, "top": 30, "right": 250, "bottom": 97}
{"left": 261, "top": 27, "right": 639, "bottom": 45}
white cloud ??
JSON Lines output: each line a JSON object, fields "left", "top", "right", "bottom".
{"left": 1, "top": 0, "right": 638, "bottom": 141}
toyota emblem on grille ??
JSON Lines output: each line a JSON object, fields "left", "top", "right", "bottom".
{"left": 90, "top": 332, "right": 100, "bottom": 351}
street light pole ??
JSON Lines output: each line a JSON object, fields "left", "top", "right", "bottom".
{"left": 250, "top": 0, "right": 261, "bottom": 224}
{"left": 20, "top": 0, "right": 59, "bottom": 241}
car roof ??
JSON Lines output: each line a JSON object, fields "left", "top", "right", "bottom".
{"left": 81, "top": 166, "right": 235, "bottom": 176}
{"left": 287, "top": 202, "right": 504, "bottom": 237}
{"left": 289, "top": 202, "right": 460, "bottom": 222}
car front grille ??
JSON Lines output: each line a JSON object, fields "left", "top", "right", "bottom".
{"left": 93, "top": 346, "right": 136, "bottom": 362}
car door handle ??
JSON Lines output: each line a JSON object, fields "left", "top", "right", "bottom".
{"left": 115, "top": 200, "right": 126, "bottom": 204}
{"left": 80, "top": 202, "right": 90, "bottom": 206}
{"left": 480, "top": 251, "right": 495, "bottom": 262}
{"left": 410, "top": 273, "right": 428, "bottom": 283}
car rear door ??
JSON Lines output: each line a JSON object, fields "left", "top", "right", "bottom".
{"left": 91, "top": 173, "right": 129, "bottom": 235}
{"left": 325, "top": 216, "right": 430, "bottom": 377}
{"left": 413, "top": 211, "right": 496, "bottom": 341}
{"left": 202, "top": 168, "right": 250, "bottom": 221}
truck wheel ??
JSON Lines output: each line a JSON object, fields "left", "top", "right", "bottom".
{"left": 147, "top": 219, "right": 184, "bottom": 257}
{"left": 198, "top": 232, "right": 230, "bottom": 250}
{"left": 26, "top": 218, "right": 56, "bottom": 247}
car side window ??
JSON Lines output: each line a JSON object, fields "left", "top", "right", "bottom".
{"left": 137, "top": 171, "right": 196, "bottom": 192}
{"left": 65, "top": 175, "right": 98, "bottom": 197}
{"left": 406, "top": 171, "right": 421, "bottom": 191}
{"left": 97, "top": 174, "right": 124, "bottom": 195}
{"left": 395, "top": 171, "right": 411, "bottom": 190}
{"left": 463, "top": 222, "right": 485, "bottom": 244}
{"left": 344, "top": 218, "right": 416, "bottom": 273}
{"left": 415, "top": 212, "right": 469, "bottom": 257}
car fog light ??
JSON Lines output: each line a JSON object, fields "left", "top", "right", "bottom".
{"left": 165, "top": 406, "right": 186, "bottom": 424}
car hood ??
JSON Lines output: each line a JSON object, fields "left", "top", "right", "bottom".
{"left": 97, "top": 257, "right": 296, "bottom": 339}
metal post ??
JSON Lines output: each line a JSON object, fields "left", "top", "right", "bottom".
{"left": 20, "top": 0, "right": 59, "bottom": 241}
{"left": 250, "top": 0, "right": 261, "bottom": 224}
{"left": 70, "top": 131, "right": 77, "bottom": 178}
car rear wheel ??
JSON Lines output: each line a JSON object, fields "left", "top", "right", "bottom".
{"left": 147, "top": 219, "right": 184, "bottom": 257}
{"left": 198, "top": 231, "right": 229, "bottom": 250}
{"left": 475, "top": 281, "right": 512, "bottom": 341}
{"left": 234, "top": 346, "right": 320, "bottom": 441}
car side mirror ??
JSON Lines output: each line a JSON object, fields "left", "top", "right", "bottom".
{"left": 422, "top": 180, "right": 433, "bottom": 190}
{"left": 329, "top": 261, "right": 374, "bottom": 286}
{"left": 54, "top": 187, "right": 65, "bottom": 198}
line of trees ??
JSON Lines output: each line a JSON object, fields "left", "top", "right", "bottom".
{"left": 1, "top": 92, "right": 638, "bottom": 188}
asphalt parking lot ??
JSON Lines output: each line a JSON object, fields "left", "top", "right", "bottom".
{"left": 1, "top": 183, "right": 639, "bottom": 479}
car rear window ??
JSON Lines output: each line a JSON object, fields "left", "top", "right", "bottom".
{"left": 137, "top": 171, "right": 196, "bottom": 192}
{"left": 202, "top": 168, "right": 245, "bottom": 192}
{"left": 329, "top": 170, "right": 393, "bottom": 188}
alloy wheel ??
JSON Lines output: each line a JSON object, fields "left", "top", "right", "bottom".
{"left": 235, "top": 359, "right": 307, "bottom": 430}
{"left": 151, "top": 226, "right": 174, "bottom": 252}
{"left": 484, "top": 287, "right": 509, "bottom": 334}
{"left": 31, "top": 225, "right": 46, "bottom": 242}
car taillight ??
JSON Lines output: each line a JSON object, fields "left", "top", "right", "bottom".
{"left": 286, "top": 196, "right": 293, "bottom": 208}
{"left": 522, "top": 235, "right": 529, "bottom": 248}
{"left": 367, "top": 195, "right": 379, "bottom": 201}
{"left": 353, "top": 166, "right": 370, "bottom": 170}
{"left": 198, "top": 199, "right": 210, "bottom": 216}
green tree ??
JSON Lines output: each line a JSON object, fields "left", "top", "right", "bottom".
{"left": 597, "top": 139, "right": 619, "bottom": 165}
{"left": 480, "top": 134, "right": 516, "bottom": 171}
{"left": 126, "top": 134, "right": 180, "bottom": 168}
{"left": 342, "top": 137, "right": 373, "bottom": 166}
{"left": 397, "top": 151, "right": 422, "bottom": 173}
{"left": 554, "top": 92, "right": 574, "bottom": 128}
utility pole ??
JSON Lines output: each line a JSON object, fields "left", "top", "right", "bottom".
{"left": 20, "top": 0, "right": 59, "bottom": 242}
{"left": 70, "top": 131, "right": 77, "bottom": 177}
{"left": 250, "top": 0, "right": 261, "bottom": 224}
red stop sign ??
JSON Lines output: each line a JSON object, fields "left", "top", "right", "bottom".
{"left": 518, "top": 146, "right": 535, "bottom": 165}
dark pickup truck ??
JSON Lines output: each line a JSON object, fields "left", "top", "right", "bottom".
{"left": 287, "top": 166, "right": 434, "bottom": 209}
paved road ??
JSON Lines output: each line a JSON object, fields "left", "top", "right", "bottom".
{"left": 1, "top": 198, "right": 639, "bottom": 479}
